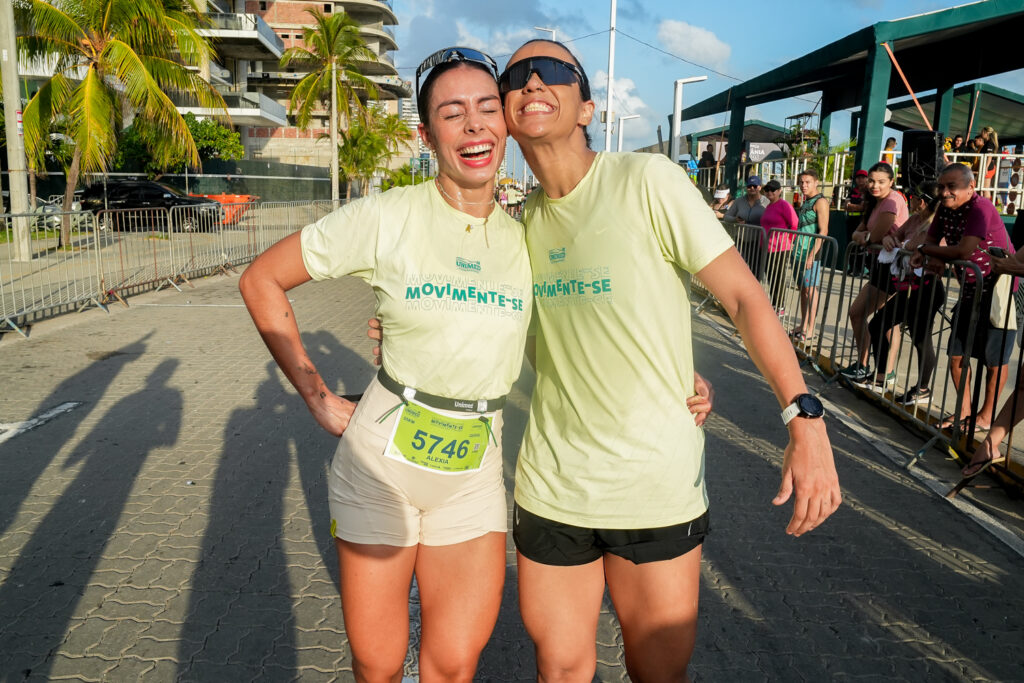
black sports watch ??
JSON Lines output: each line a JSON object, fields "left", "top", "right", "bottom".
{"left": 781, "top": 393, "right": 825, "bottom": 425}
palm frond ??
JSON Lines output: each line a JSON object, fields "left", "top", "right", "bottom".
{"left": 22, "top": 73, "right": 74, "bottom": 169}
{"left": 26, "top": 0, "right": 87, "bottom": 57}
{"left": 68, "top": 67, "right": 119, "bottom": 175}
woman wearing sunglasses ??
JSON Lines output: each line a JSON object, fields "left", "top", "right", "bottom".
{"left": 239, "top": 47, "right": 531, "bottom": 681}
{"left": 500, "top": 39, "right": 842, "bottom": 681}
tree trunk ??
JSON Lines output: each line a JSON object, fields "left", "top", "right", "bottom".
{"left": 61, "top": 145, "right": 82, "bottom": 247}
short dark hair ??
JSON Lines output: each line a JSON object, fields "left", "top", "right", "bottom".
{"left": 763, "top": 179, "right": 782, "bottom": 193}
{"left": 797, "top": 168, "right": 819, "bottom": 181}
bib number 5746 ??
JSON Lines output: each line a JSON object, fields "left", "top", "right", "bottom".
{"left": 410, "top": 430, "right": 471, "bottom": 459}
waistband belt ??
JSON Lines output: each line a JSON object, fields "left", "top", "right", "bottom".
{"left": 376, "top": 368, "right": 506, "bottom": 414}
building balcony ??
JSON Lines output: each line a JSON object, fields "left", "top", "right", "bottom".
{"left": 335, "top": 0, "right": 397, "bottom": 25}
{"left": 173, "top": 89, "right": 287, "bottom": 127}
{"left": 199, "top": 13, "right": 285, "bottom": 61}
{"left": 352, "top": 51, "right": 397, "bottom": 77}
{"left": 367, "top": 74, "right": 411, "bottom": 99}
{"left": 359, "top": 22, "right": 397, "bottom": 51}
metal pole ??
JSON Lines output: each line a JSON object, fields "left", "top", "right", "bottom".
{"left": 603, "top": 0, "right": 616, "bottom": 152}
{"left": 534, "top": 26, "right": 556, "bottom": 42}
{"left": 1, "top": 0, "right": 31, "bottom": 261}
{"left": 330, "top": 59, "right": 339, "bottom": 203}
{"left": 617, "top": 114, "right": 639, "bottom": 152}
{"left": 669, "top": 75, "right": 707, "bottom": 165}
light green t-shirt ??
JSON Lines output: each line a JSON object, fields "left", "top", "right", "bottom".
{"left": 301, "top": 181, "right": 532, "bottom": 400}
{"left": 515, "top": 152, "right": 735, "bottom": 528}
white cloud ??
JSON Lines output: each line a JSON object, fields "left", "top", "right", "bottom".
{"left": 656, "top": 20, "right": 731, "bottom": 71}
{"left": 590, "top": 70, "right": 654, "bottom": 150}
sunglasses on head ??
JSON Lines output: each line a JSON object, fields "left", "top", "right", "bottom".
{"left": 415, "top": 47, "right": 499, "bottom": 102}
{"left": 498, "top": 56, "right": 591, "bottom": 100}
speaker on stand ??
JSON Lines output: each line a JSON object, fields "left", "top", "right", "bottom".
{"left": 899, "top": 129, "right": 945, "bottom": 192}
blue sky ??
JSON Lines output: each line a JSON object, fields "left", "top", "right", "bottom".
{"left": 390, "top": 0, "right": 1024, "bottom": 164}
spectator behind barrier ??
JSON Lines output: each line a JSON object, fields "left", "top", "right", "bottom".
{"left": 866, "top": 182, "right": 945, "bottom": 402}
{"left": 881, "top": 137, "right": 898, "bottom": 167}
{"left": 912, "top": 163, "right": 1015, "bottom": 433}
{"left": 840, "top": 162, "right": 909, "bottom": 385}
{"left": 722, "top": 175, "right": 768, "bottom": 225}
{"left": 963, "top": 245, "right": 1024, "bottom": 476}
{"left": 791, "top": 169, "right": 830, "bottom": 341}
{"left": 709, "top": 184, "right": 732, "bottom": 219}
{"left": 761, "top": 179, "right": 798, "bottom": 312}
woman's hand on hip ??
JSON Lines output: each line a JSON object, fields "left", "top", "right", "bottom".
{"left": 308, "top": 393, "right": 357, "bottom": 437}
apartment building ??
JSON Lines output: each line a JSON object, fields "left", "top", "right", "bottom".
{"left": 185, "top": 0, "right": 410, "bottom": 166}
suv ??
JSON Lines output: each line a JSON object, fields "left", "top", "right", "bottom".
{"left": 80, "top": 180, "right": 225, "bottom": 232}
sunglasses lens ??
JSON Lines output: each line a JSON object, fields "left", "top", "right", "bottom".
{"left": 499, "top": 57, "right": 586, "bottom": 96}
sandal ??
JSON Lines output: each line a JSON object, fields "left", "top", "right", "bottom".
{"left": 791, "top": 331, "right": 807, "bottom": 342}
{"left": 939, "top": 413, "right": 966, "bottom": 430}
{"left": 961, "top": 443, "right": 1007, "bottom": 478}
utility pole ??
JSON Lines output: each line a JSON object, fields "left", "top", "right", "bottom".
{"left": 1, "top": 0, "right": 31, "bottom": 261}
{"left": 603, "top": 0, "right": 616, "bottom": 152}
{"left": 329, "top": 59, "right": 339, "bottom": 203}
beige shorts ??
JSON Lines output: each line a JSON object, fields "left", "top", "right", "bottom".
{"left": 328, "top": 376, "right": 508, "bottom": 547}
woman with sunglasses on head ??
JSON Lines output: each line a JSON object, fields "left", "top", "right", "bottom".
{"left": 498, "top": 39, "right": 841, "bottom": 681}
{"left": 239, "top": 47, "right": 530, "bottom": 682}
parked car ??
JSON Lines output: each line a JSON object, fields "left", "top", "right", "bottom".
{"left": 79, "top": 180, "right": 225, "bottom": 232}
{"left": 32, "top": 198, "right": 88, "bottom": 231}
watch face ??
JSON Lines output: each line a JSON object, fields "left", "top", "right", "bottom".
{"left": 796, "top": 394, "right": 824, "bottom": 418}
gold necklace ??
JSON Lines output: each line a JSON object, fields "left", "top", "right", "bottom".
{"left": 435, "top": 179, "right": 495, "bottom": 208}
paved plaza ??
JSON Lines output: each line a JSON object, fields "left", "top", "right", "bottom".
{"left": 1, "top": 269, "right": 1022, "bottom": 681}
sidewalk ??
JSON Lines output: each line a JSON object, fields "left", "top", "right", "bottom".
{"left": 0, "top": 270, "right": 1022, "bottom": 681}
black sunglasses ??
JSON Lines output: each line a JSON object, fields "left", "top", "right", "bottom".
{"left": 415, "top": 47, "right": 499, "bottom": 102}
{"left": 498, "top": 56, "right": 591, "bottom": 100}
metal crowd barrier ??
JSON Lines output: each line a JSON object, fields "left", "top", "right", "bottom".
{"left": 0, "top": 210, "right": 105, "bottom": 336}
{"left": 0, "top": 200, "right": 318, "bottom": 335}
{"left": 825, "top": 244, "right": 987, "bottom": 450}
{"left": 763, "top": 227, "right": 840, "bottom": 365}
{"left": 696, "top": 220, "right": 1022, "bottom": 488}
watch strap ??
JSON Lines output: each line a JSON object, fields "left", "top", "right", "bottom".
{"left": 781, "top": 402, "right": 802, "bottom": 425}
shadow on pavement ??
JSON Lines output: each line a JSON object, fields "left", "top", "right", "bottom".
{"left": 176, "top": 332, "right": 373, "bottom": 680}
{"left": 0, "top": 333, "right": 152, "bottom": 539}
{"left": 0, "top": 358, "right": 180, "bottom": 680}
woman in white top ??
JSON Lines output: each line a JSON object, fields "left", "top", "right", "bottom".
{"left": 240, "top": 48, "right": 531, "bottom": 682}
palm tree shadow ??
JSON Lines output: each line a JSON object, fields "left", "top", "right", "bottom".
{"left": 0, "top": 358, "right": 181, "bottom": 680}
{"left": 0, "top": 333, "right": 152, "bottom": 538}
{"left": 176, "top": 331, "right": 373, "bottom": 679}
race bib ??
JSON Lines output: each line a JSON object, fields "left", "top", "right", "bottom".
{"left": 385, "top": 402, "right": 491, "bottom": 473}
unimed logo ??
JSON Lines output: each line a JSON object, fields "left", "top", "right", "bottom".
{"left": 548, "top": 247, "right": 566, "bottom": 263}
{"left": 456, "top": 257, "right": 481, "bottom": 272}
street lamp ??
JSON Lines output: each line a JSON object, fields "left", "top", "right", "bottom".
{"left": 668, "top": 75, "right": 707, "bottom": 164}
{"left": 534, "top": 26, "right": 557, "bottom": 42}
{"left": 616, "top": 114, "right": 640, "bottom": 152}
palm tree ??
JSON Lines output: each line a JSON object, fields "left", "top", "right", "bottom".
{"left": 19, "top": 0, "right": 225, "bottom": 244}
{"left": 336, "top": 117, "right": 387, "bottom": 200}
{"left": 373, "top": 111, "right": 414, "bottom": 167}
{"left": 280, "top": 8, "right": 378, "bottom": 203}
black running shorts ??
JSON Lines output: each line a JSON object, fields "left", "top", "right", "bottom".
{"left": 513, "top": 503, "right": 709, "bottom": 566}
